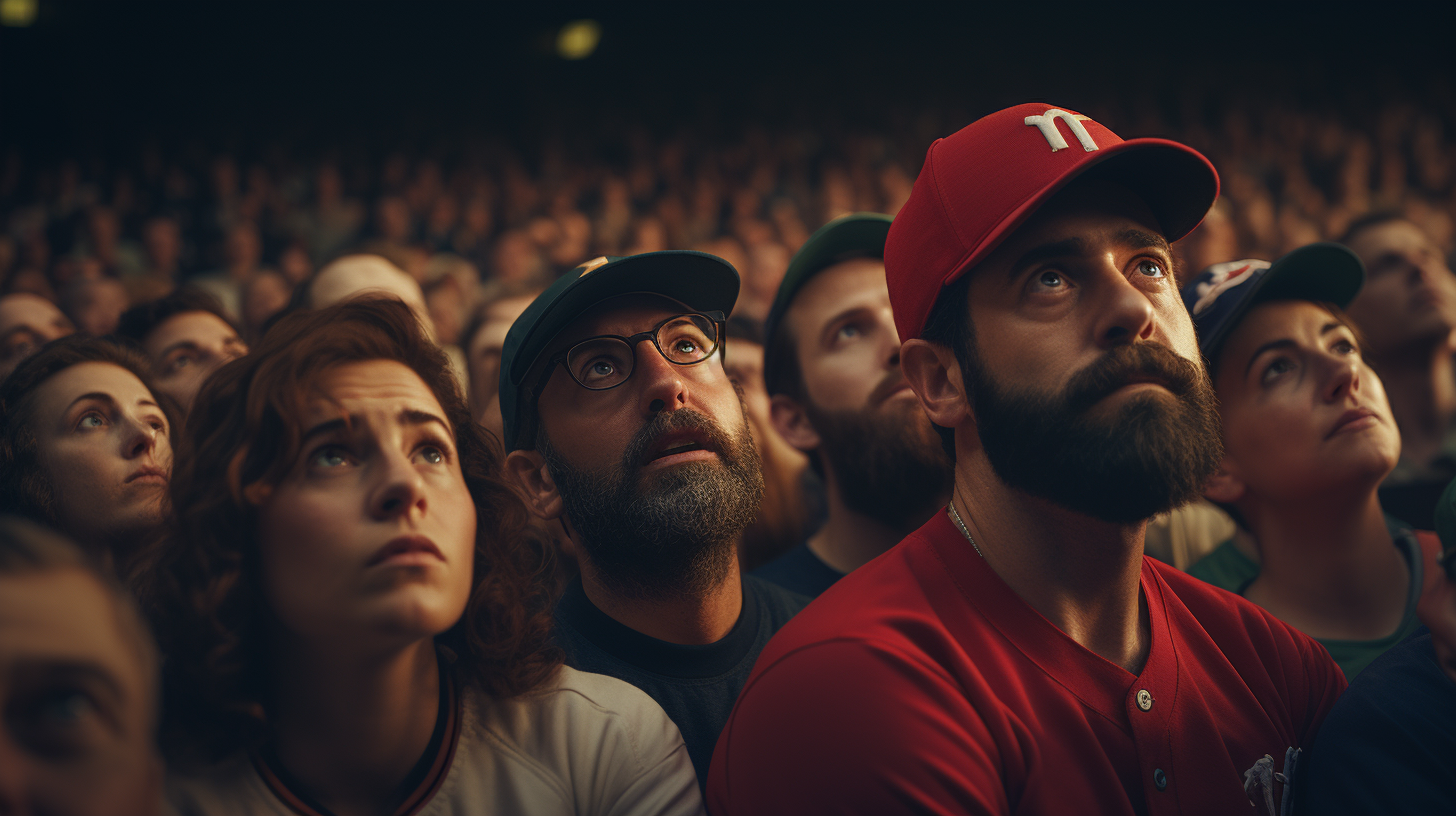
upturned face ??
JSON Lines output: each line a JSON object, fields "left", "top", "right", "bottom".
{"left": 0, "top": 294, "right": 75, "bottom": 380}
{"left": 0, "top": 567, "right": 161, "bottom": 816}
{"left": 1213, "top": 300, "right": 1400, "bottom": 501}
{"left": 256, "top": 360, "right": 476, "bottom": 646}
{"left": 142, "top": 310, "right": 248, "bottom": 410}
{"left": 30, "top": 362, "right": 172, "bottom": 549}
{"left": 1345, "top": 219, "right": 1456, "bottom": 354}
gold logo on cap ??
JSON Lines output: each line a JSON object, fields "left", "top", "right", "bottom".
{"left": 577, "top": 256, "right": 611, "bottom": 277}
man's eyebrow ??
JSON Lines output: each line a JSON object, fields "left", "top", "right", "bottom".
{"left": 1008, "top": 238, "right": 1088, "bottom": 281}
{"left": 1118, "top": 229, "right": 1172, "bottom": 254}
{"left": 1244, "top": 339, "right": 1296, "bottom": 377}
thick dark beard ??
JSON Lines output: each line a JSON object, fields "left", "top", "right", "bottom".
{"left": 803, "top": 394, "right": 953, "bottom": 532}
{"left": 965, "top": 341, "right": 1223, "bottom": 524}
{"left": 538, "top": 408, "right": 764, "bottom": 602}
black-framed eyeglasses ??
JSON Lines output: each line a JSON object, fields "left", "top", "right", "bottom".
{"left": 546, "top": 311, "right": 725, "bottom": 391}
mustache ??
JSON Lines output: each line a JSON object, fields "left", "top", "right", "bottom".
{"left": 623, "top": 409, "right": 735, "bottom": 471}
{"left": 1062, "top": 343, "right": 1205, "bottom": 415}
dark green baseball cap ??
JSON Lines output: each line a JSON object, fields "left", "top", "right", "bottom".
{"left": 499, "top": 250, "right": 740, "bottom": 450}
{"left": 762, "top": 213, "right": 893, "bottom": 394}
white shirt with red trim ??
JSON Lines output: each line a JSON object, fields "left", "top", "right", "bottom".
{"left": 166, "top": 666, "right": 704, "bottom": 816}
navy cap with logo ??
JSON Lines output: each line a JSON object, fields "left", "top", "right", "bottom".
{"left": 1180, "top": 242, "right": 1365, "bottom": 364}
{"left": 498, "top": 250, "right": 740, "bottom": 450}
{"left": 761, "top": 213, "right": 892, "bottom": 393}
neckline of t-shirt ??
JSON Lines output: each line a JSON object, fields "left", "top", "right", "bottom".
{"left": 558, "top": 576, "right": 764, "bottom": 679}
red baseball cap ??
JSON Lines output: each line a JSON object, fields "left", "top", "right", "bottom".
{"left": 886, "top": 103, "right": 1220, "bottom": 342}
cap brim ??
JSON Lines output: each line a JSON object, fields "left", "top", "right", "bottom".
{"left": 1199, "top": 242, "right": 1366, "bottom": 358}
{"left": 951, "top": 138, "right": 1219, "bottom": 285}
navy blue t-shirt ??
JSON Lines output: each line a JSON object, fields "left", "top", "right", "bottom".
{"left": 1301, "top": 629, "right": 1456, "bottom": 814}
{"left": 753, "top": 540, "right": 845, "bottom": 598}
{"left": 553, "top": 575, "right": 809, "bottom": 790}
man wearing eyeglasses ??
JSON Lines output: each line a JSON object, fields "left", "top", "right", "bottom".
{"left": 501, "top": 252, "right": 810, "bottom": 791}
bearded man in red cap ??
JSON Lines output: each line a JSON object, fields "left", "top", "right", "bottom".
{"left": 708, "top": 105, "right": 1346, "bottom": 815}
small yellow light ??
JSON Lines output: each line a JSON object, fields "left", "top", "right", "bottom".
{"left": 556, "top": 19, "right": 601, "bottom": 60}
{"left": 0, "top": 0, "right": 37, "bottom": 27}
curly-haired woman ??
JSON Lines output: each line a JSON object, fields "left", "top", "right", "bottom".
{"left": 148, "top": 298, "right": 702, "bottom": 815}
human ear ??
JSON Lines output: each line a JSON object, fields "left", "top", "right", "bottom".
{"left": 900, "top": 338, "right": 971, "bottom": 431}
{"left": 505, "top": 450, "right": 564, "bottom": 520}
{"left": 1202, "top": 460, "right": 1246, "bottom": 505}
{"left": 770, "top": 393, "right": 820, "bottom": 453}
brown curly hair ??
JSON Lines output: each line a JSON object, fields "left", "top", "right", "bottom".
{"left": 142, "top": 298, "right": 560, "bottom": 762}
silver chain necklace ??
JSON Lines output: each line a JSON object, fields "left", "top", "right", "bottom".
{"left": 947, "top": 502, "right": 984, "bottom": 559}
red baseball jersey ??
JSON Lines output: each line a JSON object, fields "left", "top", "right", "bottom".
{"left": 708, "top": 511, "right": 1346, "bottom": 815}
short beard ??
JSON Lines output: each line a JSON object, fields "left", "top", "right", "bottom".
{"left": 803, "top": 389, "right": 953, "bottom": 532}
{"left": 538, "top": 407, "right": 764, "bottom": 602}
{"left": 965, "top": 340, "right": 1223, "bottom": 524}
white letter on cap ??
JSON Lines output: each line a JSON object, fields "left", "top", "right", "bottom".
{"left": 1024, "top": 109, "right": 1099, "bottom": 152}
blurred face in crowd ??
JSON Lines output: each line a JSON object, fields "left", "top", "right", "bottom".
{"left": 949, "top": 180, "right": 1221, "bottom": 523}
{"left": 256, "top": 360, "right": 475, "bottom": 646}
{"left": 467, "top": 294, "right": 534, "bottom": 437}
{"left": 0, "top": 294, "right": 75, "bottom": 380}
{"left": 777, "top": 258, "right": 951, "bottom": 529}
{"left": 67, "top": 278, "right": 129, "bottom": 337}
{"left": 0, "top": 566, "right": 161, "bottom": 815}
{"left": 310, "top": 255, "right": 435, "bottom": 340}
{"left": 29, "top": 362, "right": 172, "bottom": 548}
{"left": 242, "top": 270, "right": 292, "bottom": 339}
{"left": 1344, "top": 218, "right": 1456, "bottom": 355}
{"left": 517, "top": 295, "right": 763, "bottom": 597}
{"left": 1210, "top": 300, "right": 1399, "bottom": 504}
{"left": 141, "top": 310, "right": 248, "bottom": 410}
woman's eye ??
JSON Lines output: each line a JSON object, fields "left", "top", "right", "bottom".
{"left": 310, "top": 446, "right": 351, "bottom": 469}
{"left": 672, "top": 338, "right": 699, "bottom": 354}
{"left": 1134, "top": 259, "right": 1167, "bottom": 279}
{"left": 1260, "top": 358, "right": 1295, "bottom": 384}
{"left": 167, "top": 355, "right": 194, "bottom": 372}
{"left": 417, "top": 445, "right": 445, "bottom": 465}
{"left": 1332, "top": 338, "right": 1358, "bottom": 355}
{"left": 77, "top": 413, "right": 106, "bottom": 429}
{"left": 836, "top": 323, "right": 861, "bottom": 341}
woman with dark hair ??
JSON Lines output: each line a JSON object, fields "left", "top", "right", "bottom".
{"left": 149, "top": 298, "right": 701, "bottom": 815}
{"left": 0, "top": 335, "right": 176, "bottom": 573}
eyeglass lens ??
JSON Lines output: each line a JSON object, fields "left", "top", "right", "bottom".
{"left": 565, "top": 314, "right": 718, "bottom": 390}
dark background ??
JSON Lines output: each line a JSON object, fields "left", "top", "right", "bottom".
{"left": 3, "top": 1, "right": 1451, "bottom": 155}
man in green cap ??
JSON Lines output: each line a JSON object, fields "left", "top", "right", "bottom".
{"left": 499, "top": 251, "right": 808, "bottom": 790}
{"left": 754, "top": 214, "right": 952, "bottom": 598}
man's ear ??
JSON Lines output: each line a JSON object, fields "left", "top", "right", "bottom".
{"left": 1202, "top": 459, "right": 1246, "bottom": 505}
{"left": 770, "top": 393, "right": 821, "bottom": 453}
{"left": 505, "top": 449, "right": 564, "bottom": 520}
{"left": 900, "top": 338, "right": 971, "bottom": 431}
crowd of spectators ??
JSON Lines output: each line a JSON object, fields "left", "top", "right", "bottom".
{"left": 2, "top": 93, "right": 1453, "bottom": 346}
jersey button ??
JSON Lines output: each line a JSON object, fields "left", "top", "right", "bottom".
{"left": 1153, "top": 768, "right": 1167, "bottom": 791}
{"left": 1136, "top": 689, "right": 1153, "bottom": 711}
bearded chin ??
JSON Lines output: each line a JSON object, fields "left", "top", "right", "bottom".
{"left": 538, "top": 414, "right": 764, "bottom": 602}
{"left": 967, "top": 355, "right": 1224, "bottom": 525}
